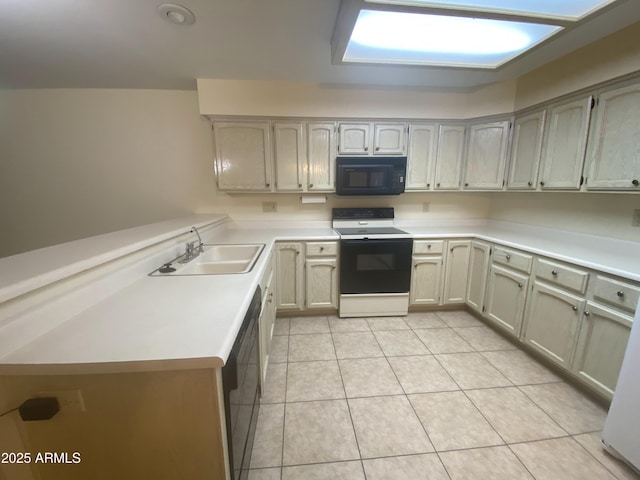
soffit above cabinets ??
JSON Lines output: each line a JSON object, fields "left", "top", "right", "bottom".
{"left": 1, "top": 0, "right": 640, "bottom": 90}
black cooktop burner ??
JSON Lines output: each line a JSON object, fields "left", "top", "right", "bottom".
{"left": 335, "top": 227, "right": 408, "bottom": 236}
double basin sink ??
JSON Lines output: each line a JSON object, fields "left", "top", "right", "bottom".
{"left": 151, "top": 244, "right": 265, "bottom": 276}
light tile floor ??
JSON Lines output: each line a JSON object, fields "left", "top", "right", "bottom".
{"left": 249, "top": 311, "right": 640, "bottom": 480}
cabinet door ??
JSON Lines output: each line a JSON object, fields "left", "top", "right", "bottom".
{"left": 463, "top": 120, "right": 510, "bottom": 190}
{"left": 338, "top": 123, "right": 371, "bottom": 154}
{"left": 524, "top": 281, "right": 585, "bottom": 369}
{"left": 586, "top": 83, "right": 640, "bottom": 190}
{"left": 466, "top": 241, "right": 490, "bottom": 314}
{"left": 406, "top": 123, "right": 437, "bottom": 190}
{"left": 443, "top": 240, "right": 471, "bottom": 304}
{"left": 273, "top": 122, "right": 305, "bottom": 191}
{"left": 539, "top": 96, "right": 592, "bottom": 190}
{"left": 507, "top": 110, "right": 545, "bottom": 190}
{"left": 305, "top": 258, "right": 338, "bottom": 309}
{"left": 434, "top": 124, "right": 465, "bottom": 190}
{"left": 307, "top": 122, "right": 336, "bottom": 191}
{"left": 374, "top": 123, "right": 407, "bottom": 155}
{"left": 410, "top": 256, "right": 443, "bottom": 305}
{"left": 259, "top": 277, "right": 276, "bottom": 385}
{"left": 572, "top": 302, "right": 632, "bottom": 399}
{"left": 275, "top": 243, "right": 304, "bottom": 310}
{"left": 214, "top": 122, "right": 273, "bottom": 191}
{"left": 485, "top": 264, "right": 529, "bottom": 338}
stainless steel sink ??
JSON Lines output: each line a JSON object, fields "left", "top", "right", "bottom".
{"left": 151, "top": 244, "right": 265, "bottom": 276}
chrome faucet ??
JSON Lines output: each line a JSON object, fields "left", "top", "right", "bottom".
{"left": 178, "top": 226, "right": 204, "bottom": 263}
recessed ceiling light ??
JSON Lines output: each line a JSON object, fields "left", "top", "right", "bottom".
{"left": 342, "top": 10, "right": 562, "bottom": 68}
{"left": 157, "top": 3, "right": 196, "bottom": 26}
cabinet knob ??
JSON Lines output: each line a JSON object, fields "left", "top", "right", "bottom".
{"left": 632, "top": 179, "right": 639, "bottom": 187}
{"left": 551, "top": 270, "right": 558, "bottom": 276}
{"left": 266, "top": 183, "right": 270, "bottom": 187}
{"left": 427, "top": 244, "right": 431, "bottom": 249}
{"left": 617, "top": 290, "right": 625, "bottom": 297}
{"left": 309, "top": 183, "right": 314, "bottom": 188}
{"left": 527, "top": 181, "right": 533, "bottom": 186}
{"left": 584, "top": 311, "right": 590, "bottom": 316}
{"left": 364, "top": 146, "right": 369, "bottom": 152}
{"left": 427, "top": 183, "right": 430, "bottom": 187}
{"left": 506, "top": 254, "right": 511, "bottom": 260}
{"left": 375, "top": 146, "right": 380, "bottom": 151}
{"left": 518, "top": 282, "right": 523, "bottom": 288}
{"left": 540, "top": 181, "right": 545, "bottom": 187}
{"left": 572, "top": 306, "right": 578, "bottom": 311}
{"left": 464, "top": 183, "right": 469, "bottom": 187}
{"left": 320, "top": 247, "right": 324, "bottom": 251}
{"left": 450, "top": 248, "right": 454, "bottom": 252}
{"left": 298, "top": 183, "right": 302, "bottom": 188}
{"left": 437, "top": 183, "right": 441, "bottom": 187}
{"left": 296, "top": 251, "right": 300, "bottom": 255}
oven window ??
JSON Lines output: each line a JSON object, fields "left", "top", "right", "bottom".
{"left": 356, "top": 253, "right": 395, "bottom": 271}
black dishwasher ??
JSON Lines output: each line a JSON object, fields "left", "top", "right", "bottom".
{"left": 222, "top": 287, "right": 261, "bottom": 480}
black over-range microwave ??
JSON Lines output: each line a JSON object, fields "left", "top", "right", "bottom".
{"left": 335, "top": 157, "right": 407, "bottom": 196}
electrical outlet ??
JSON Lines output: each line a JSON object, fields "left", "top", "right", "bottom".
{"left": 38, "top": 390, "right": 85, "bottom": 413}
{"left": 262, "top": 202, "right": 277, "bottom": 213}
{"left": 633, "top": 209, "right": 640, "bottom": 227}
{"left": 422, "top": 202, "right": 430, "bottom": 212}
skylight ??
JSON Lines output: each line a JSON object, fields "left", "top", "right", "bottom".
{"left": 343, "top": 10, "right": 563, "bottom": 68}
{"left": 365, "top": 0, "right": 617, "bottom": 21}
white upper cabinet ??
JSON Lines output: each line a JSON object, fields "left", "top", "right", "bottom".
{"left": 539, "top": 96, "right": 593, "bottom": 190}
{"left": 373, "top": 123, "right": 407, "bottom": 155}
{"left": 307, "top": 122, "right": 337, "bottom": 191}
{"left": 586, "top": 82, "right": 640, "bottom": 191}
{"left": 507, "top": 110, "right": 546, "bottom": 190}
{"left": 338, "top": 123, "right": 370, "bottom": 154}
{"left": 434, "top": 124, "right": 465, "bottom": 190}
{"left": 214, "top": 121, "right": 273, "bottom": 191}
{"left": 273, "top": 122, "right": 305, "bottom": 191}
{"left": 463, "top": 119, "right": 511, "bottom": 190}
{"left": 338, "top": 122, "right": 406, "bottom": 155}
{"left": 406, "top": 123, "right": 438, "bottom": 191}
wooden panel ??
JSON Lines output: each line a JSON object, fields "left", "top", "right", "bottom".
{"left": 485, "top": 264, "right": 528, "bottom": 337}
{"left": 406, "top": 123, "right": 437, "bottom": 190}
{"left": 413, "top": 240, "right": 445, "bottom": 255}
{"left": 587, "top": 82, "right": 640, "bottom": 190}
{"left": 465, "top": 240, "right": 490, "bottom": 313}
{"left": 463, "top": 120, "right": 510, "bottom": 190}
{"left": 590, "top": 275, "right": 640, "bottom": 314}
{"left": 410, "top": 256, "right": 443, "bottom": 305}
{"left": 273, "top": 122, "right": 305, "bottom": 191}
{"left": 507, "top": 109, "right": 545, "bottom": 190}
{"left": 539, "top": 96, "right": 592, "bottom": 190}
{"left": 535, "top": 258, "right": 589, "bottom": 294}
{"left": 434, "top": 124, "right": 465, "bottom": 190}
{"left": 307, "top": 122, "right": 336, "bottom": 191}
{"left": 443, "top": 240, "right": 471, "bottom": 304}
{"left": 492, "top": 246, "right": 533, "bottom": 274}
{"left": 572, "top": 302, "right": 632, "bottom": 399}
{"left": 374, "top": 123, "right": 406, "bottom": 155}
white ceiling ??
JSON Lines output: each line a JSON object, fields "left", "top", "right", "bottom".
{"left": 1, "top": 0, "right": 640, "bottom": 91}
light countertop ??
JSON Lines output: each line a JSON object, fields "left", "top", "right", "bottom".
{"left": 0, "top": 217, "right": 637, "bottom": 375}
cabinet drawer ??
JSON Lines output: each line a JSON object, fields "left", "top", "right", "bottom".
{"left": 590, "top": 275, "right": 640, "bottom": 314}
{"left": 492, "top": 246, "right": 533, "bottom": 274}
{"left": 535, "top": 258, "right": 589, "bottom": 294}
{"left": 413, "top": 240, "right": 445, "bottom": 254}
{"left": 306, "top": 241, "right": 337, "bottom": 257}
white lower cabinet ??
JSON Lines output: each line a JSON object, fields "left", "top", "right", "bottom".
{"left": 258, "top": 253, "right": 277, "bottom": 385}
{"left": 410, "top": 255, "right": 444, "bottom": 305}
{"left": 571, "top": 302, "right": 632, "bottom": 399}
{"left": 442, "top": 240, "right": 470, "bottom": 304}
{"left": 523, "top": 281, "right": 585, "bottom": 369}
{"left": 275, "top": 242, "right": 304, "bottom": 311}
{"left": 466, "top": 240, "right": 490, "bottom": 313}
{"left": 484, "top": 264, "right": 529, "bottom": 337}
{"left": 305, "top": 243, "right": 338, "bottom": 310}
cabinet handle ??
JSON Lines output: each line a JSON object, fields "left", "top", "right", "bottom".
{"left": 540, "top": 181, "right": 545, "bottom": 187}
{"left": 617, "top": 290, "right": 625, "bottom": 297}
{"left": 506, "top": 254, "right": 511, "bottom": 260}
{"left": 266, "top": 183, "right": 270, "bottom": 187}
{"left": 464, "top": 183, "right": 469, "bottom": 187}
{"left": 320, "top": 247, "right": 324, "bottom": 251}
{"left": 437, "top": 183, "right": 441, "bottom": 187}
{"left": 584, "top": 311, "right": 590, "bottom": 316}
{"left": 518, "top": 283, "right": 523, "bottom": 288}
{"left": 427, "top": 244, "right": 431, "bottom": 249}
{"left": 298, "top": 183, "right": 302, "bottom": 188}
{"left": 632, "top": 179, "right": 639, "bottom": 187}
{"left": 450, "top": 248, "right": 454, "bottom": 252}
{"left": 551, "top": 270, "right": 558, "bottom": 276}
{"left": 309, "top": 183, "right": 314, "bottom": 188}
{"left": 296, "top": 251, "right": 300, "bottom": 255}
{"left": 527, "top": 181, "right": 533, "bottom": 186}
{"left": 364, "top": 146, "right": 369, "bottom": 152}
{"left": 375, "top": 146, "right": 380, "bottom": 151}
{"left": 572, "top": 306, "right": 578, "bottom": 311}
{"left": 427, "top": 183, "right": 430, "bottom": 187}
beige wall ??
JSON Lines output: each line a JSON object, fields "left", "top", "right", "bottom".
{"left": 0, "top": 89, "right": 216, "bottom": 257}
{"left": 515, "top": 22, "right": 640, "bottom": 109}
{"left": 488, "top": 193, "right": 640, "bottom": 242}
{"left": 197, "top": 78, "right": 517, "bottom": 119}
